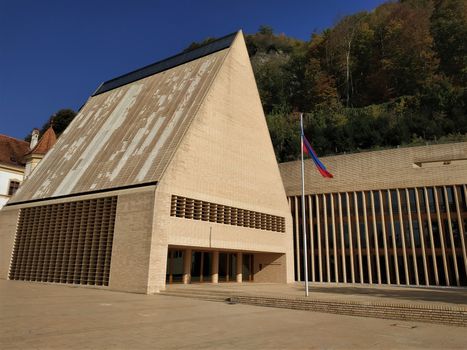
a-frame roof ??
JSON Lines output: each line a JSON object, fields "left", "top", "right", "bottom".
{"left": 10, "top": 32, "right": 239, "bottom": 204}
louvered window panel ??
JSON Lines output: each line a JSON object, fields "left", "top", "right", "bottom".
{"left": 170, "top": 195, "right": 285, "bottom": 233}
{"left": 9, "top": 196, "right": 117, "bottom": 286}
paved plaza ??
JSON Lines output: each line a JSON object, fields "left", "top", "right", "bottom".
{"left": 165, "top": 282, "right": 467, "bottom": 306}
{"left": 1, "top": 280, "right": 467, "bottom": 349}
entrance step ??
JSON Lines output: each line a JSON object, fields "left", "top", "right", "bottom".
{"left": 159, "top": 288, "right": 234, "bottom": 302}
{"left": 159, "top": 286, "right": 467, "bottom": 327}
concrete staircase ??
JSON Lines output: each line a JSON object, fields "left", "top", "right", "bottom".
{"left": 160, "top": 286, "right": 467, "bottom": 327}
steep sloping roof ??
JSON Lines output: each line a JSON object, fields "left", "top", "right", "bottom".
{"left": 0, "top": 135, "right": 29, "bottom": 168}
{"left": 26, "top": 127, "right": 57, "bottom": 156}
{"left": 10, "top": 33, "right": 237, "bottom": 203}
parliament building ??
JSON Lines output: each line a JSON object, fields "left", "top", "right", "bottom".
{"left": 0, "top": 31, "right": 465, "bottom": 293}
{"left": 281, "top": 143, "right": 467, "bottom": 287}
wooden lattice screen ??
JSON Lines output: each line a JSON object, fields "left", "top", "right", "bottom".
{"left": 9, "top": 196, "right": 117, "bottom": 286}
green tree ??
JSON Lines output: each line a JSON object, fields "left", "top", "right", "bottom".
{"left": 47, "top": 109, "right": 77, "bottom": 136}
{"left": 430, "top": 0, "right": 467, "bottom": 84}
{"left": 25, "top": 109, "right": 77, "bottom": 141}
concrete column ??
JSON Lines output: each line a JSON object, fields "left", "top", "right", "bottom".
{"left": 415, "top": 189, "right": 430, "bottom": 286}
{"left": 316, "top": 195, "right": 323, "bottom": 282}
{"left": 405, "top": 189, "right": 419, "bottom": 286}
{"left": 433, "top": 187, "right": 450, "bottom": 286}
{"left": 353, "top": 192, "right": 364, "bottom": 284}
{"left": 387, "top": 190, "right": 400, "bottom": 285}
{"left": 294, "top": 197, "right": 300, "bottom": 281}
{"left": 183, "top": 249, "right": 192, "bottom": 284}
{"left": 212, "top": 251, "right": 219, "bottom": 283}
{"left": 379, "top": 190, "right": 391, "bottom": 284}
{"left": 236, "top": 252, "right": 243, "bottom": 283}
{"left": 330, "top": 194, "right": 338, "bottom": 283}
{"left": 454, "top": 185, "right": 467, "bottom": 280}
{"left": 444, "top": 186, "right": 459, "bottom": 286}
{"left": 362, "top": 192, "right": 372, "bottom": 284}
{"left": 338, "top": 193, "right": 347, "bottom": 283}
{"left": 323, "top": 194, "right": 330, "bottom": 282}
{"left": 346, "top": 192, "right": 355, "bottom": 283}
{"left": 370, "top": 191, "right": 381, "bottom": 284}
{"left": 423, "top": 187, "right": 439, "bottom": 285}
{"left": 308, "top": 195, "right": 315, "bottom": 282}
{"left": 396, "top": 189, "right": 410, "bottom": 285}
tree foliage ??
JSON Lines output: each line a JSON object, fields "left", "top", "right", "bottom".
{"left": 25, "top": 109, "right": 77, "bottom": 141}
{"left": 246, "top": 0, "right": 467, "bottom": 162}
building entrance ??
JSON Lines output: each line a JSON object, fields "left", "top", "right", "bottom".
{"left": 218, "top": 252, "right": 237, "bottom": 282}
{"left": 166, "top": 249, "right": 255, "bottom": 284}
{"left": 191, "top": 251, "right": 212, "bottom": 283}
{"left": 166, "top": 249, "right": 184, "bottom": 283}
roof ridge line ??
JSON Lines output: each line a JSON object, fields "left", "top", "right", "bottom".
{"left": 92, "top": 30, "right": 239, "bottom": 96}
{"left": 0, "top": 134, "right": 29, "bottom": 144}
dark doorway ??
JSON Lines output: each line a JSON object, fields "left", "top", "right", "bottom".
{"left": 243, "top": 254, "right": 254, "bottom": 282}
{"left": 166, "top": 249, "right": 184, "bottom": 283}
{"left": 219, "top": 252, "right": 237, "bottom": 282}
{"left": 191, "top": 251, "right": 212, "bottom": 283}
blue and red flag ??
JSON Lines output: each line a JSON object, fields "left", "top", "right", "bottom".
{"left": 302, "top": 132, "right": 333, "bottom": 178}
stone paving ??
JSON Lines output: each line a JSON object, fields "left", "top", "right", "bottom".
{"left": 166, "top": 282, "right": 467, "bottom": 306}
{"left": 1, "top": 280, "right": 467, "bottom": 349}
{"left": 162, "top": 282, "right": 467, "bottom": 326}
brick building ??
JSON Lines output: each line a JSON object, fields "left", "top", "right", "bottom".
{"left": 280, "top": 142, "right": 467, "bottom": 287}
{"left": 1, "top": 30, "right": 465, "bottom": 293}
{"left": 0, "top": 31, "right": 294, "bottom": 294}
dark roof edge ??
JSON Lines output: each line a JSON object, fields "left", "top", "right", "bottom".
{"left": 92, "top": 31, "right": 239, "bottom": 96}
{"left": 6, "top": 181, "right": 158, "bottom": 207}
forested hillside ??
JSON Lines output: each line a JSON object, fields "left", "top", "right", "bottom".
{"left": 245, "top": 0, "right": 467, "bottom": 161}
{"left": 34, "top": 0, "right": 466, "bottom": 162}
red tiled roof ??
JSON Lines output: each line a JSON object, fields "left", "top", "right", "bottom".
{"left": 0, "top": 134, "right": 30, "bottom": 167}
{"left": 27, "top": 127, "right": 57, "bottom": 156}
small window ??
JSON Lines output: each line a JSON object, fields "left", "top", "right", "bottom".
{"left": 8, "top": 180, "right": 20, "bottom": 196}
{"left": 413, "top": 158, "right": 467, "bottom": 168}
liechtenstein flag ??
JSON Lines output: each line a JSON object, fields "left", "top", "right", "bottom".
{"left": 301, "top": 127, "right": 333, "bottom": 179}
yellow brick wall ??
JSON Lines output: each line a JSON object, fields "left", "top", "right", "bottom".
{"left": 280, "top": 142, "right": 467, "bottom": 196}
{"left": 109, "top": 189, "right": 156, "bottom": 293}
{"left": 0, "top": 207, "right": 20, "bottom": 279}
{"left": 151, "top": 31, "right": 294, "bottom": 288}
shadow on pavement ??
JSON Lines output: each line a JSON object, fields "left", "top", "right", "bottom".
{"left": 301, "top": 285, "right": 467, "bottom": 305}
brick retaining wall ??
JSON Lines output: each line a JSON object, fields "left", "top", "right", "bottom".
{"left": 229, "top": 295, "right": 467, "bottom": 327}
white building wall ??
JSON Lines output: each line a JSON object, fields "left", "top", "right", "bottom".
{"left": 0, "top": 167, "right": 24, "bottom": 209}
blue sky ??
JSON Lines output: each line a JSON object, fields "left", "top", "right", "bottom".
{"left": 0, "top": 0, "right": 386, "bottom": 139}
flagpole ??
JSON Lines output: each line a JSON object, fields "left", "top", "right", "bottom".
{"left": 300, "top": 113, "right": 309, "bottom": 297}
